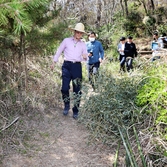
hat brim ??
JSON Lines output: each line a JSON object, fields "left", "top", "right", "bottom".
{"left": 68, "top": 27, "right": 88, "bottom": 34}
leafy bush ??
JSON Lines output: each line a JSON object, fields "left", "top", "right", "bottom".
{"left": 81, "top": 67, "right": 140, "bottom": 138}
{"left": 123, "top": 11, "right": 142, "bottom": 34}
{"left": 136, "top": 64, "right": 167, "bottom": 124}
{"left": 80, "top": 61, "right": 167, "bottom": 166}
{"left": 135, "top": 77, "right": 166, "bottom": 107}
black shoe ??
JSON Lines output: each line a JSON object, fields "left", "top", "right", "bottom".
{"left": 73, "top": 114, "right": 78, "bottom": 119}
{"left": 63, "top": 106, "right": 69, "bottom": 115}
{"left": 63, "top": 109, "right": 69, "bottom": 115}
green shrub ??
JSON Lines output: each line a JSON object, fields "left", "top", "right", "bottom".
{"left": 81, "top": 67, "right": 140, "bottom": 140}
{"left": 135, "top": 65, "right": 167, "bottom": 126}
{"left": 135, "top": 77, "right": 166, "bottom": 106}
{"left": 123, "top": 11, "right": 142, "bottom": 34}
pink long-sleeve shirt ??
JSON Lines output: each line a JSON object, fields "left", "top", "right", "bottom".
{"left": 53, "top": 37, "right": 88, "bottom": 62}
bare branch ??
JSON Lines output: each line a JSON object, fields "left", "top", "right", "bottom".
{"left": 1, "top": 117, "right": 19, "bottom": 131}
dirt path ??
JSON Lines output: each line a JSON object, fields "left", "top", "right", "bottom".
{"left": 2, "top": 107, "right": 114, "bottom": 167}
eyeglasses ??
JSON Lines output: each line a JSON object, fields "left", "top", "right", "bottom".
{"left": 75, "top": 31, "right": 83, "bottom": 34}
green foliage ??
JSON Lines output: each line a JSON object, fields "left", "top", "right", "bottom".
{"left": 81, "top": 65, "right": 140, "bottom": 140}
{"left": 0, "top": 0, "right": 32, "bottom": 35}
{"left": 135, "top": 77, "right": 166, "bottom": 106}
{"left": 26, "top": 0, "right": 60, "bottom": 27}
{"left": 123, "top": 11, "right": 142, "bottom": 35}
{"left": 156, "top": 109, "right": 167, "bottom": 123}
{"left": 157, "top": 24, "right": 167, "bottom": 35}
{"left": 80, "top": 63, "right": 151, "bottom": 165}
{"left": 80, "top": 60, "right": 167, "bottom": 165}
{"left": 29, "top": 70, "right": 41, "bottom": 78}
{"left": 154, "top": 7, "right": 166, "bottom": 15}
{"left": 0, "top": 0, "right": 65, "bottom": 60}
{"left": 0, "top": 0, "right": 61, "bottom": 36}
{"left": 109, "top": 45, "right": 119, "bottom": 60}
{"left": 24, "top": 22, "right": 68, "bottom": 56}
{"left": 143, "top": 16, "right": 156, "bottom": 27}
{"left": 136, "top": 65, "right": 167, "bottom": 126}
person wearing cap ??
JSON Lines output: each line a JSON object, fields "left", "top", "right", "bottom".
{"left": 117, "top": 37, "right": 126, "bottom": 72}
{"left": 86, "top": 31, "right": 104, "bottom": 90}
{"left": 124, "top": 36, "right": 137, "bottom": 72}
{"left": 50, "top": 23, "right": 88, "bottom": 119}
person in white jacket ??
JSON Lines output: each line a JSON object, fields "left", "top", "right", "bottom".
{"left": 117, "top": 37, "right": 126, "bottom": 72}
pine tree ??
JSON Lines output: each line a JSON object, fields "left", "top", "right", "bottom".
{"left": 0, "top": 0, "right": 63, "bottom": 93}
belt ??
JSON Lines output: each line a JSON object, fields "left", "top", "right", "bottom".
{"left": 64, "top": 60, "right": 81, "bottom": 64}
{"left": 89, "top": 62, "right": 99, "bottom": 65}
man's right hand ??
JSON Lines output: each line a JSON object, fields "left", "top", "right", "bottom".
{"left": 88, "top": 52, "right": 93, "bottom": 57}
{"left": 50, "top": 62, "right": 56, "bottom": 70}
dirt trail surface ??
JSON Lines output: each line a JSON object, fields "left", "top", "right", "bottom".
{"left": 2, "top": 107, "right": 114, "bottom": 167}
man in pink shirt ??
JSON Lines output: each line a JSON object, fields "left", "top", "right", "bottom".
{"left": 51, "top": 23, "right": 88, "bottom": 119}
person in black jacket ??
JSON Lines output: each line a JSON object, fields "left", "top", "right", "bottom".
{"left": 124, "top": 36, "right": 137, "bottom": 72}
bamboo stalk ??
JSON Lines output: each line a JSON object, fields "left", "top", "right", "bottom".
{"left": 122, "top": 127, "right": 138, "bottom": 167}
{"left": 118, "top": 126, "right": 135, "bottom": 167}
{"left": 133, "top": 126, "right": 147, "bottom": 167}
{"left": 113, "top": 140, "right": 120, "bottom": 167}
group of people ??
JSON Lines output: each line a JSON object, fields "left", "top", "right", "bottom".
{"left": 151, "top": 31, "right": 167, "bottom": 61}
{"left": 50, "top": 21, "right": 166, "bottom": 120}
{"left": 117, "top": 36, "right": 137, "bottom": 72}
{"left": 117, "top": 31, "right": 167, "bottom": 70}
{"left": 50, "top": 23, "right": 104, "bottom": 119}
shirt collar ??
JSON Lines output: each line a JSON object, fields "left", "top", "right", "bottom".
{"left": 90, "top": 40, "right": 96, "bottom": 43}
{"left": 72, "top": 36, "right": 81, "bottom": 42}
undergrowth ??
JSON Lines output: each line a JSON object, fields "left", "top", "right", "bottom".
{"left": 80, "top": 59, "right": 167, "bottom": 166}
{"left": 0, "top": 56, "right": 62, "bottom": 162}
{"left": 1, "top": 53, "right": 167, "bottom": 166}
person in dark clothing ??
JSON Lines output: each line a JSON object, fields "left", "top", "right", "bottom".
{"left": 161, "top": 33, "right": 167, "bottom": 48}
{"left": 50, "top": 23, "right": 88, "bottom": 119}
{"left": 124, "top": 36, "right": 137, "bottom": 72}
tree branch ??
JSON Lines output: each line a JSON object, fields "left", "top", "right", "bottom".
{"left": 1, "top": 117, "right": 19, "bottom": 131}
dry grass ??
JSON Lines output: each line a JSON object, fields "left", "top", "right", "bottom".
{"left": 0, "top": 56, "right": 117, "bottom": 167}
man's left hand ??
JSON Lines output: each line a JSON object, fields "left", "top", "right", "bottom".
{"left": 99, "top": 58, "right": 102, "bottom": 63}
{"left": 82, "top": 54, "right": 88, "bottom": 60}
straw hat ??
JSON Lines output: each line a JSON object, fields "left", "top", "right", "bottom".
{"left": 68, "top": 23, "right": 87, "bottom": 33}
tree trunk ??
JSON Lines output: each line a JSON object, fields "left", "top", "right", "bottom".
{"left": 96, "top": 0, "right": 102, "bottom": 29}
{"left": 138, "top": 0, "right": 148, "bottom": 15}
{"left": 23, "top": 35, "right": 27, "bottom": 93}
{"left": 150, "top": 0, "right": 155, "bottom": 12}
{"left": 18, "top": 32, "right": 24, "bottom": 99}
{"left": 124, "top": 0, "right": 128, "bottom": 17}
{"left": 120, "top": 0, "right": 125, "bottom": 16}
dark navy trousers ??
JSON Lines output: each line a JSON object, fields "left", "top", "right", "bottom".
{"left": 61, "top": 61, "right": 82, "bottom": 115}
